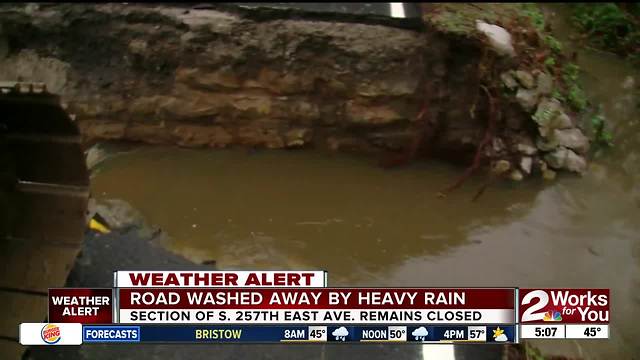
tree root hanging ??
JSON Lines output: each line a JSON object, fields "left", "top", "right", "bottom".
{"left": 378, "top": 88, "right": 437, "bottom": 169}
{"left": 380, "top": 45, "right": 502, "bottom": 201}
{"left": 471, "top": 172, "right": 498, "bottom": 202}
{"left": 438, "top": 85, "right": 499, "bottom": 198}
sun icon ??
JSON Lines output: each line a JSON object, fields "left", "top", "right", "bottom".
{"left": 492, "top": 327, "right": 508, "bottom": 342}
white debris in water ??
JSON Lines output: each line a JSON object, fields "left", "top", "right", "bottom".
{"left": 192, "top": 224, "right": 198, "bottom": 228}
{"left": 475, "top": 20, "right": 516, "bottom": 57}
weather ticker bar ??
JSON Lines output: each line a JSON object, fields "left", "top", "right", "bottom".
{"left": 20, "top": 324, "right": 517, "bottom": 344}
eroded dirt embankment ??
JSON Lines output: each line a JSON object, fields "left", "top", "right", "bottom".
{"left": 0, "top": 3, "right": 589, "bottom": 179}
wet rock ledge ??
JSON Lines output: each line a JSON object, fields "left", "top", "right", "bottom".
{"left": 0, "top": 3, "right": 589, "bottom": 179}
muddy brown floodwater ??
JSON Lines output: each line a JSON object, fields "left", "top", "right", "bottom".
{"left": 91, "top": 10, "right": 639, "bottom": 360}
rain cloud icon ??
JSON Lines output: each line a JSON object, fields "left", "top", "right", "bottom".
{"left": 412, "top": 326, "right": 429, "bottom": 341}
{"left": 332, "top": 326, "right": 349, "bottom": 341}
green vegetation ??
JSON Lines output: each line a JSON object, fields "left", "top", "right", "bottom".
{"left": 521, "top": 5, "right": 590, "bottom": 113}
{"left": 532, "top": 100, "right": 556, "bottom": 125}
{"left": 521, "top": 5, "right": 616, "bottom": 148}
{"left": 551, "top": 89, "right": 565, "bottom": 102}
{"left": 544, "top": 35, "right": 563, "bottom": 53}
{"left": 562, "top": 63, "right": 588, "bottom": 111}
{"left": 590, "top": 111, "right": 614, "bottom": 148}
{"left": 544, "top": 56, "right": 556, "bottom": 69}
{"left": 572, "top": 3, "right": 640, "bottom": 62}
{"left": 521, "top": 4, "right": 546, "bottom": 32}
{"left": 521, "top": 4, "right": 564, "bottom": 54}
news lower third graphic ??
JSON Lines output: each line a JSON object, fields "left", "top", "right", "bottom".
{"left": 18, "top": 271, "right": 610, "bottom": 345}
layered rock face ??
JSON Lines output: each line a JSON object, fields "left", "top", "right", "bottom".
{"left": 0, "top": 3, "right": 577, "bottom": 176}
{"left": 0, "top": 4, "right": 427, "bottom": 150}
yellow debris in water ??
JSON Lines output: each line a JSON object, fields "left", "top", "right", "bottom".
{"left": 89, "top": 218, "right": 110, "bottom": 234}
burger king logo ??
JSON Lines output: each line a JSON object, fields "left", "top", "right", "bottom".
{"left": 41, "top": 324, "right": 61, "bottom": 344}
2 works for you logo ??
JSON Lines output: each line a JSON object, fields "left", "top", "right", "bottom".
{"left": 41, "top": 324, "right": 61, "bottom": 344}
{"left": 519, "top": 289, "right": 609, "bottom": 324}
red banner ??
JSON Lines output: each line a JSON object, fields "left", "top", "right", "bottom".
{"left": 118, "top": 288, "right": 514, "bottom": 309}
{"left": 519, "top": 288, "right": 609, "bottom": 324}
{"left": 49, "top": 288, "right": 113, "bottom": 324}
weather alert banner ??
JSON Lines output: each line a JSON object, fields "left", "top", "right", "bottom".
{"left": 28, "top": 282, "right": 522, "bottom": 344}
{"left": 116, "top": 288, "right": 515, "bottom": 324}
{"left": 519, "top": 288, "right": 610, "bottom": 324}
{"left": 114, "top": 271, "right": 327, "bottom": 288}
